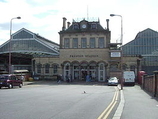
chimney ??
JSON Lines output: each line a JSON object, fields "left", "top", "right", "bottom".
{"left": 67, "top": 22, "right": 71, "bottom": 28}
{"left": 106, "top": 19, "right": 109, "bottom": 30}
{"left": 62, "top": 17, "right": 67, "bottom": 31}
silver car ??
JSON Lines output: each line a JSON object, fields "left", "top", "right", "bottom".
{"left": 108, "top": 77, "right": 119, "bottom": 86}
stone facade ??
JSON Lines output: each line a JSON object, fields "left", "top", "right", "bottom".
{"left": 33, "top": 17, "right": 123, "bottom": 82}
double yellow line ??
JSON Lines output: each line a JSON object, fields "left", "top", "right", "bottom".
{"left": 97, "top": 87, "right": 119, "bottom": 119}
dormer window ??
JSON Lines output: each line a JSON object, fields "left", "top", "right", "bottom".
{"left": 73, "top": 24, "right": 79, "bottom": 29}
{"left": 81, "top": 23, "right": 87, "bottom": 29}
{"left": 91, "top": 23, "right": 97, "bottom": 29}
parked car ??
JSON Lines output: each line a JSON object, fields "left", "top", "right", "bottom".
{"left": 108, "top": 77, "right": 119, "bottom": 86}
{"left": 0, "top": 74, "right": 23, "bottom": 89}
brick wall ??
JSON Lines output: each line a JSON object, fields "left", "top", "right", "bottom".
{"left": 142, "top": 71, "right": 158, "bottom": 97}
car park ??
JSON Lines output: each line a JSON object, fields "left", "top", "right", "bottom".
{"left": 0, "top": 74, "right": 23, "bottom": 89}
{"left": 108, "top": 77, "right": 119, "bottom": 86}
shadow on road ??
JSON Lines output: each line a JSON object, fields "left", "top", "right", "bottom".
{"left": 24, "top": 80, "right": 108, "bottom": 86}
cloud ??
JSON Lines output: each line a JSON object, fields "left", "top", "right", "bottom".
{"left": 0, "top": 0, "right": 158, "bottom": 45}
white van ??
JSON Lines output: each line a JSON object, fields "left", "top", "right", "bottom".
{"left": 123, "top": 71, "right": 135, "bottom": 86}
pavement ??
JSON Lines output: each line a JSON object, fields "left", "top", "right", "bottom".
{"left": 23, "top": 81, "right": 158, "bottom": 119}
{"left": 114, "top": 84, "right": 158, "bottom": 119}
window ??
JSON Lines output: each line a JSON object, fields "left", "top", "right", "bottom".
{"left": 90, "top": 66, "right": 96, "bottom": 69}
{"left": 98, "top": 37, "right": 104, "bottom": 48}
{"left": 90, "top": 38, "right": 95, "bottom": 48}
{"left": 122, "top": 64, "right": 127, "bottom": 71}
{"left": 64, "top": 63, "right": 70, "bottom": 80}
{"left": 11, "top": 76, "right": 16, "bottom": 80}
{"left": 37, "top": 64, "right": 42, "bottom": 73}
{"left": 64, "top": 38, "right": 70, "bottom": 48}
{"left": 66, "top": 64, "right": 69, "bottom": 70}
{"left": 100, "top": 64, "right": 104, "bottom": 70}
{"left": 45, "top": 64, "right": 50, "bottom": 73}
{"left": 98, "top": 63, "right": 105, "bottom": 81}
{"left": 110, "top": 64, "right": 118, "bottom": 71}
{"left": 73, "top": 38, "right": 78, "bottom": 48}
{"left": 74, "top": 66, "right": 79, "bottom": 69}
{"left": 91, "top": 23, "right": 97, "bottom": 29}
{"left": 130, "top": 65, "right": 135, "bottom": 71}
{"left": 81, "top": 38, "right": 87, "bottom": 48}
{"left": 73, "top": 24, "right": 79, "bottom": 29}
{"left": 53, "top": 64, "right": 58, "bottom": 74}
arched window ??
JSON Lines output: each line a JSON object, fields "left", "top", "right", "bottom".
{"left": 100, "top": 64, "right": 104, "bottom": 70}
{"left": 65, "top": 64, "right": 69, "bottom": 70}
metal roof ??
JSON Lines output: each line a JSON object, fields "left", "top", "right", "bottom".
{"left": 0, "top": 28, "right": 59, "bottom": 58}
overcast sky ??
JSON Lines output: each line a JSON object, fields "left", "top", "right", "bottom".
{"left": 0, "top": 0, "right": 158, "bottom": 45}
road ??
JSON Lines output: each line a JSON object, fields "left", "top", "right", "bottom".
{"left": 0, "top": 82, "right": 119, "bottom": 119}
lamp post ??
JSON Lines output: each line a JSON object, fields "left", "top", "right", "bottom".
{"left": 9, "top": 17, "right": 21, "bottom": 74}
{"left": 110, "top": 14, "right": 123, "bottom": 90}
{"left": 110, "top": 14, "right": 123, "bottom": 44}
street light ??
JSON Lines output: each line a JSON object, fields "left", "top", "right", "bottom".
{"left": 110, "top": 14, "right": 123, "bottom": 44}
{"left": 110, "top": 14, "right": 123, "bottom": 90}
{"left": 9, "top": 17, "right": 21, "bottom": 74}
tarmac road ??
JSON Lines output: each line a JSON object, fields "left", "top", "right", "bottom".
{"left": 4, "top": 80, "right": 156, "bottom": 119}
{"left": 0, "top": 81, "right": 119, "bottom": 119}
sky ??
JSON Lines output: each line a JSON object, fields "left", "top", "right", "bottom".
{"left": 0, "top": 0, "right": 158, "bottom": 45}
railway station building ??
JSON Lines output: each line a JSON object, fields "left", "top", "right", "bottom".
{"left": 1, "top": 17, "right": 157, "bottom": 81}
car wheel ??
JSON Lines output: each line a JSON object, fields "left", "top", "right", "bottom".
{"left": 8, "top": 84, "right": 13, "bottom": 89}
{"left": 19, "top": 83, "right": 22, "bottom": 88}
{"left": 0, "top": 87, "right": 1, "bottom": 89}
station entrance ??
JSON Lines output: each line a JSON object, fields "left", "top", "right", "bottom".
{"left": 62, "top": 61, "right": 107, "bottom": 82}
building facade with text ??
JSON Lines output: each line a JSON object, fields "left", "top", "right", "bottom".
{"left": 34, "top": 17, "right": 122, "bottom": 82}
{"left": 0, "top": 17, "right": 123, "bottom": 82}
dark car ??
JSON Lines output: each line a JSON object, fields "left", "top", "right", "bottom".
{"left": 0, "top": 74, "right": 23, "bottom": 89}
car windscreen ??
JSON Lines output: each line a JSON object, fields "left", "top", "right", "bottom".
{"left": 0, "top": 76, "right": 9, "bottom": 80}
{"left": 109, "top": 78, "right": 116, "bottom": 81}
